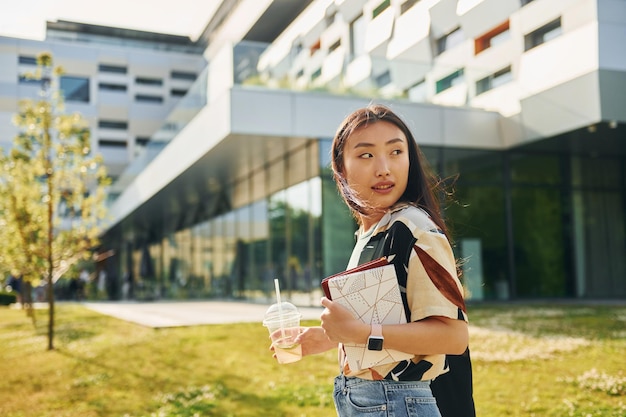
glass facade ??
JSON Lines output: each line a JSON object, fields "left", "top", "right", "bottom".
{"left": 105, "top": 134, "right": 625, "bottom": 304}
{"left": 113, "top": 138, "right": 356, "bottom": 304}
{"left": 442, "top": 147, "right": 625, "bottom": 301}
{"left": 98, "top": 39, "right": 624, "bottom": 304}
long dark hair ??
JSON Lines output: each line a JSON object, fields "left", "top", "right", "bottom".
{"left": 331, "top": 104, "right": 450, "bottom": 238}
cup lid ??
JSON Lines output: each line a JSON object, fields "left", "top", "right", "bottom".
{"left": 263, "top": 302, "right": 301, "bottom": 325}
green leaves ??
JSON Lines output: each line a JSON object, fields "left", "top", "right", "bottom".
{"left": 0, "top": 52, "right": 110, "bottom": 349}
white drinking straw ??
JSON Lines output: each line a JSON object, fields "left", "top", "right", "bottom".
{"left": 274, "top": 278, "right": 286, "bottom": 340}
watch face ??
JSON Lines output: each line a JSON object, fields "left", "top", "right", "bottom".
{"left": 367, "top": 336, "right": 384, "bottom": 351}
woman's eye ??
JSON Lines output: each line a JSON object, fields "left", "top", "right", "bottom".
{"left": 359, "top": 153, "right": 373, "bottom": 159}
{"left": 391, "top": 149, "right": 402, "bottom": 155}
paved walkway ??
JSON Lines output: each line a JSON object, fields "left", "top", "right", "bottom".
{"left": 82, "top": 300, "right": 324, "bottom": 328}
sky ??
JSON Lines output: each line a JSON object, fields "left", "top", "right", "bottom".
{"left": 0, "top": 0, "right": 219, "bottom": 41}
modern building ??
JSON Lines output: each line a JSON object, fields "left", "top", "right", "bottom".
{"left": 0, "top": 20, "right": 206, "bottom": 196}
{"left": 4, "top": 0, "right": 626, "bottom": 303}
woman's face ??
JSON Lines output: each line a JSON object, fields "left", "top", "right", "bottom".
{"left": 342, "top": 120, "right": 410, "bottom": 228}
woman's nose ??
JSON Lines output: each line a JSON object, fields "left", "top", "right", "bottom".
{"left": 375, "top": 158, "right": 391, "bottom": 177}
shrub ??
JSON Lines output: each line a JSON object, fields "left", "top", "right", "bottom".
{"left": 0, "top": 291, "right": 17, "bottom": 305}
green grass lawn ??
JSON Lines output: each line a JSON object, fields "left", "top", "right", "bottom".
{"left": 1, "top": 302, "right": 625, "bottom": 417}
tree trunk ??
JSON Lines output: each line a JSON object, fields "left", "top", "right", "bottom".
{"left": 45, "top": 88, "right": 55, "bottom": 351}
{"left": 46, "top": 160, "right": 55, "bottom": 351}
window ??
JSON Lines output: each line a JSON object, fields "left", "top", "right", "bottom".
{"left": 135, "top": 77, "right": 163, "bottom": 86}
{"left": 521, "top": 0, "right": 536, "bottom": 5}
{"left": 475, "top": 21, "right": 510, "bottom": 54}
{"left": 170, "top": 88, "right": 187, "bottom": 97}
{"left": 476, "top": 66, "right": 512, "bottom": 95}
{"left": 99, "top": 139, "right": 127, "bottom": 148}
{"left": 18, "top": 56, "right": 37, "bottom": 65}
{"left": 99, "top": 120, "right": 128, "bottom": 130}
{"left": 349, "top": 14, "right": 366, "bottom": 59}
{"left": 372, "top": 0, "right": 391, "bottom": 19}
{"left": 170, "top": 71, "right": 197, "bottom": 81}
{"left": 401, "top": 0, "right": 419, "bottom": 15}
{"left": 99, "top": 83, "right": 127, "bottom": 92}
{"left": 18, "top": 75, "right": 41, "bottom": 85}
{"left": 311, "top": 68, "right": 321, "bottom": 81}
{"left": 436, "top": 69, "right": 464, "bottom": 93}
{"left": 135, "top": 137, "right": 150, "bottom": 146}
{"left": 329, "top": 39, "right": 341, "bottom": 52}
{"left": 373, "top": 0, "right": 391, "bottom": 18}
{"left": 310, "top": 39, "right": 321, "bottom": 55}
{"left": 525, "top": 18, "right": 562, "bottom": 51}
{"left": 98, "top": 64, "right": 127, "bottom": 74}
{"left": 292, "top": 41, "right": 303, "bottom": 56}
{"left": 436, "top": 27, "right": 464, "bottom": 55}
{"left": 406, "top": 79, "right": 426, "bottom": 102}
{"left": 325, "top": 11, "right": 337, "bottom": 26}
{"left": 135, "top": 94, "right": 163, "bottom": 103}
{"left": 375, "top": 70, "right": 391, "bottom": 87}
{"left": 60, "top": 76, "right": 90, "bottom": 102}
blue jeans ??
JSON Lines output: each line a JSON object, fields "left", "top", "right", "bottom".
{"left": 333, "top": 375, "right": 441, "bottom": 417}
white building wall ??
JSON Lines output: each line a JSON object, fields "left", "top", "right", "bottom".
{"left": 249, "top": 0, "right": 626, "bottom": 147}
{"left": 0, "top": 35, "right": 205, "bottom": 178}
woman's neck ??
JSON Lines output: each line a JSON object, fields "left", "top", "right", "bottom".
{"left": 360, "top": 211, "right": 385, "bottom": 232}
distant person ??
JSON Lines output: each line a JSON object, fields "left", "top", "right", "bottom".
{"left": 69, "top": 276, "right": 79, "bottom": 300}
{"left": 7, "top": 274, "right": 22, "bottom": 304}
{"left": 273, "top": 105, "right": 475, "bottom": 417}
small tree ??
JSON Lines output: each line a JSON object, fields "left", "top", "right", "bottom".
{"left": 0, "top": 52, "right": 110, "bottom": 350}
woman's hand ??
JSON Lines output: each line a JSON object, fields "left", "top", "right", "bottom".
{"left": 320, "top": 297, "right": 369, "bottom": 344}
{"left": 293, "top": 326, "right": 337, "bottom": 356}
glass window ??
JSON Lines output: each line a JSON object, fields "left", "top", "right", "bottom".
{"left": 475, "top": 21, "right": 510, "bottom": 54}
{"left": 99, "top": 82, "right": 127, "bottom": 92}
{"left": 171, "top": 88, "right": 187, "bottom": 97}
{"left": 524, "top": 18, "right": 562, "bottom": 51}
{"left": 571, "top": 156, "right": 621, "bottom": 188}
{"left": 437, "top": 27, "right": 464, "bottom": 55}
{"left": 135, "top": 137, "right": 150, "bottom": 146}
{"left": 99, "top": 139, "right": 127, "bottom": 148}
{"left": 170, "top": 71, "right": 197, "bottom": 80}
{"left": 60, "top": 76, "right": 90, "bottom": 102}
{"left": 510, "top": 153, "right": 561, "bottom": 185}
{"left": 572, "top": 188, "right": 626, "bottom": 298}
{"left": 99, "top": 120, "right": 128, "bottom": 130}
{"left": 476, "top": 66, "right": 512, "bottom": 95}
{"left": 375, "top": 70, "right": 391, "bottom": 87}
{"left": 444, "top": 148, "right": 503, "bottom": 183}
{"left": 446, "top": 185, "right": 507, "bottom": 300}
{"left": 135, "top": 77, "right": 163, "bottom": 86}
{"left": 18, "top": 55, "right": 37, "bottom": 65}
{"left": 98, "top": 64, "right": 127, "bottom": 74}
{"left": 135, "top": 94, "right": 163, "bottom": 103}
{"left": 435, "top": 69, "right": 464, "bottom": 93}
{"left": 285, "top": 180, "right": 316, "bottom": 292}
{"left": 349, "top": 14, "right": 366, "bottom": 59}
{"left": 248, "top": 199, "right": 270, "bottom": 296}
{"left": 18, "top": 75, "right": 41, "bottom": 85}
{"left": 406, "top": 79, "right": 427, "bottom": 102}
{"left": 511, "top": 186, "right": 567, "bottom": 298}
{"left": 373, "top": 0, "right": 391, "bottom": 18}
{"left": 269, "top": 190, "right": 288, "bottom": 290}
{"left": 401, "top": 0, "right": 419, "bottom": 15}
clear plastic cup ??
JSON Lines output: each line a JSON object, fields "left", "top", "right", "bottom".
{"left": 263, "top": 302, "right": 302, "bottom": 364}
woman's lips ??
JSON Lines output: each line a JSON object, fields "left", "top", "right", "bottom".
{"left": 372, "top": 182, "right": 394, "bottom": 193}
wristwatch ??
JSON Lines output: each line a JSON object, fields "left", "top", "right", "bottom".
{"left": 367, "top": 323, "right": 384, "bottom": 351}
